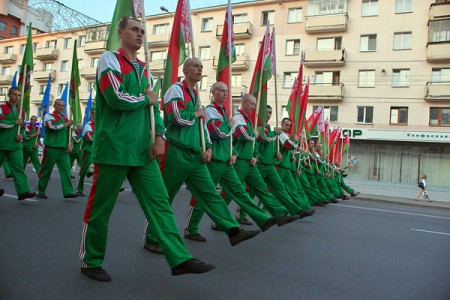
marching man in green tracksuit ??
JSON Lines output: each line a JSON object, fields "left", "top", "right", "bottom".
{"left": 76, "top": 109, "right": 95, "bottom": 196}
{"left": 69, "top": 122, "right": 83, "bottom": 178}
{"left": 22, "top": 115, "right": 41, "bottom": 173}
{"left": 0, "top": 87, "right": 36, "bottom": 200}
{"left": 79, "top": 17, "right": 214, "bottom": 281}
{"left": 183, "top": 82, "right": 279, "bottom": 242}
{"left": 37, "top": 99, "right": 77, "bottom": 199}
{"left": 144, "top": 59, "right": 260, "bottom": 254}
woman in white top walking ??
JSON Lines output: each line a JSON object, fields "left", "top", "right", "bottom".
{"left": 415, "top": 174, "right": 431, "bottom": 202}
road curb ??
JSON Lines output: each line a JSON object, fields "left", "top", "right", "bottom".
{"left": 355, "top": 195, "right": 450, "bottom": 211}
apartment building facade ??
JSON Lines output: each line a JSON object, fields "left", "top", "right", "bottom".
{"left": 0, "top": 0, "right": 449, "bottom": 186}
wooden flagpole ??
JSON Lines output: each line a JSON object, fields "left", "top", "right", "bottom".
{"left": 227, "top": 0, "right": 233, "bottom": 159}
{"left": 17, "top": 64, "right": 27, "bottom": 135}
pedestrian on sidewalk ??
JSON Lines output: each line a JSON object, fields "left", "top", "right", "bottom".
{"left": 415, "top": 175, "right": 431, "bottom": 202}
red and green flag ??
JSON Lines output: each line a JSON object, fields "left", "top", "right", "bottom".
{"left": 216, "top": 0, "right": 236, "bottom": 115}
{"left": 106, "top": 0, "right": 142, "bottom": 51}
{"left": 296, "top": 75, "right": 309, "bottom": 139}
{"left": 305, "top": 106, "right": 323, "bottom": 138}
{"left": 286, "top": 55, "right": 304, "bottom": 136}
{"left": 18, "top": 23, "right": 33, "bottom": 119}
{"left": 161, "top": 0, "right": 192, "bottom": 99}
{"left": 69, "top": 40, "right": 82, "bottom": 126}
{"left": 248, "top": 23, "right": 272, "bottom": 134}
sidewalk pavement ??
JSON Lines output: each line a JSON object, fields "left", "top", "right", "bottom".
{"left": 346, "top": 179, "right": 450, "bottom": 211}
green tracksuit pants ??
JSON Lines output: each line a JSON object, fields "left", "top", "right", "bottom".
{"left": 77, "top": 151, "right": 92, "bottom": 193}
{"left": 276, "top": 167, "right": 310, "bottom": 211}
{"left": 315, "top": 174, "right": 334, "bottom": 200}
{"left": 0, "top": 150, "right": 31, "bottom": 195}
{"left": 23, "top": 149, "right": 41, "bottom": 173}
{"left": 70, "top": 151, "right": 82, "bottom": 170}
{"left": 184, "top": 160, "right": 271, "bottom": 235}
{"left": 229, "top": 159, "right": 288, "bottom": 217}
{"left": 298, "top": 171, "right": 320, "bottom": 205}
{"left": 80, "top": 161, "right": 192, "bottom": 269}
{"left": 146, "top": 145, "right": 240, "bottom": 243}
{"left": 306, "top": 172, "right": 328, "bottom": 203}
{"left": 38, "top": 146, "right": 74, "bottom": 197}
{"left": 2, "top": 160, "right": 12, "bottom": 177}
{"left": 340, "top": 178, "right": 355, "bottom": 194}
{"left": 291, "top": 171, "right": 312, "bottom": 210}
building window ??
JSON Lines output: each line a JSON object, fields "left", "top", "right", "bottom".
{"left": 78, "top": 59, "right": 83, "bottom": 70}
{"left": 428, "top": 20, "right": 450, "bottom": 43}
{"left": 78, "top": 36, "right": 86, "bottom": 47}
{"left": 395, "top": 0, "right": 412, "bottom": 13}
{"left": 362, "top": 0, "right": 378, "bottom": 17}
{"left": 358, "top": 70, "right": 375, "bottom": 87}
{"left": 233, "top": 14, "right": 248, "bottom": 24}
{"left": 315, "top": 71, "right": 340, "bottom": 85}
{"left": 1, "top": 66, "right": 10, "bottom": 76}
{"left": 288, "top": 7, "right": 302, "bottom": 23}
{"left": 357, "top": 106, "right": 373, "bottom": 123}
{"left": 45, "top": 40, "right": 57, "bottom": 49}
{"left": 87, "top": 82, "right": 94, "bottom": 92}
{"left": 4, "top": 46, "right": 13, "bottom": 54}
{"left": 0, "top": 22, "right": 6, "bottom": 31}
{"left": 429, "top": 107, "right": 449, "bottom": 126}
{"left": 283, "top": 72, "right": 298, "bottom": 88}
{"left": 394, "top": 32, "right": 412, "bottom": 50}
{"left": 0, "top": 87, "right": 9, "bottom": 96}
{"left": 20, "top": 44, "right": 25, "bottom": 54}
{"left": 313, "top": 105, "right": 338, "bottom": 122}
{"left": 198, "top": 46, "right": 211, "bottom": 60}
{"left": 43, "top": 62, "right": 53, "bottom": 71}
{"left": 317, "top": 37, "right": 342, "bottom": 50}
{"left": 32, "top": 43, "right": 38, "bottom": 53}
{"left": 286, "top": 39, "right": 300, "bottom": 56}
{"left": 390, "top": 107, "right": 408, "bottom": 125}
{"left": 150, "top": 50, "right": 165, "bottom": 61}
{"left": 60, "top": 60, "right": 68, "bottom": 72}
{"left": 431, "top": 68, "right": 450, "bottom": 83}
{"left": 360, "top": 34, "right": 376, "bottom": 51}
{"left": 392, "top": 69, "right": 410, "bottom": 87}
{"left": 63, "top": 38, "right": 71, "bottom": 49}
{"left": 91, "top": 57, "right": 99, "bottom": 68}
{"left": 261, "top": 11, "right": 275, "bottom": 26}
{"left": 58, "top": 83, "right": 65, "bottom": 95}
{"left": 231, "top": 74, "right": 242, "bottom": 87}
{"left": 199, "top": 76, "right": 208, "bottom": 90}
{"left": 201, "top": 18, "right": 213, "bottom": 32}
{"left": 307, "top": 0, "right": 348, "bottom": 16}
{"left": 153, "top": 23, "right": 169, "bottom": 35}
{"left": 235, "top": 44, "right": 245, "bottom": 56}
{"left": 39, "top": 85, "right": 46, "bottom": 94}
{"left": 11, "top": 26, "right": 18, "bottom": 36}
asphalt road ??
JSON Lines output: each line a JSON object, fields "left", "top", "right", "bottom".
{"left": 1, "top": 168, "right": 449, "bottom": 300}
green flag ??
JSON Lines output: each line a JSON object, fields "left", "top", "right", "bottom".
{"left": 18, "top": 23, "right": 33, "bottom": 118}
{"left": 106, "top": 0, "right": 142, "bottom": 51}
{"left": 69, "top": 40, "right": 82, "bottom": 125}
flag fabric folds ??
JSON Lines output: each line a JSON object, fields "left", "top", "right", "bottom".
{"left": 69, "top": 40, "right": 82, "bottom": 126}
{"left": 39, "top": 76, "right": 52, "bottom": 137}
{"left": 11, "top": 71, "right": 18, "bottom": 88}
{"left": 61, "top": 82, "right": 69, "bottom": 116}
{"left": 106, "top": 0, "right": 142, "bottom": 51}
{"left": 286, "top": 56, "right": 304, "bottom": 136}
{"left": 83, "top": 89, "right": 93, "bottom": 125}
{"left": 18, "top": 23, "right": 34, "bottom": 118}
{"left": 216, "top": 0, "right": 236, "bottom": 115}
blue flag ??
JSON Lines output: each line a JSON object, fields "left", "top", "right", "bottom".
{"left": 82, "top": 89, "right": 93, "bottom": 137}
{"left": 11, "top": 71, "right": 18, "bottom": 88}
{"left": 39, "top": 76, "right": 52, "bottom": 137}
{"left": 61, "top": 82, "right": 69, "bottom": 116}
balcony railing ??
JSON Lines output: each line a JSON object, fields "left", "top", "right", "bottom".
{"left": 80, "top": 67, "right": 97, "bottom": 79}
{"left": 35, "top": 48, "right": 59, "bottom": 60}
{"left": 308, "top": 83, "right": 344, "bottom": 101}
{"left": 85, "top": 40, "right": 107, "bottom": 54}
{"left": 33, "top": 70, "right": 56, "bottom": 81}
{"left": 429, "top": 2, "right": 450, "bottom": 21}
{"left": 0, "top": 53, "right": 17, "bottom": 64}
{"left": 212, "top": 54, "right": 249, "bottom": 70}
{"left": 216, "top": 22, "right": 253, "bottom": 40}
{"left": 303, "top": 49, "right": 345, "bottom": 67}
{"left": 427, "top": 42, "right": 450, "bottom": 62}
{"left": 0, "top": 74, "right": 14, "bottom": 84}
{"left": 305, "top": 14, "right": 348, "bottom": 33}
{"left": 147, "top": 33, "right": 171, "bottom": 47}
{"left": 425, "top": 82, "right": 450, "bottom": 101}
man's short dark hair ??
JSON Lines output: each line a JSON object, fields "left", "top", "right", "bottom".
{"left": 8, "top": 87, "right": 20, "bottom": 95}
{"left": 118, "top": 16, "right": 140, "bottom": 30}
{"left": 267, "top": 105, "right": 272, "bottom": 110}
{"left": 281, "top": 117, "right": 292, "bottom": 124}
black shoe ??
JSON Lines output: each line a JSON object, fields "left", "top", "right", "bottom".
{"left": 229, "top": 229, "right": 260, "bottom": 246}
{"left": 171, "top": 258, "right": 215, "bottom": 276}
{"left": 5, "top": 175, "right": 12, "bottom": 178}
{"left": 351, "top": 192, "right": 360, "bottom": 197}
{"left": 236, "top": 218, "right": 253, "bottom": 225}
{"left": 36, "top": 194, "right": 48, "bottom": 199}
{"left": 330, "top": 199, "right": 339, "bottom": 203}
{"left": 70, "top": 175, "right": 76, "bottom": 179}
{"left": 119, "top": 187, "right": 125, "bottom": 192}
{"left": 75, "top": 191, "right": 85, "bottom": 197}
{"left": 0, "top": 188, "right": 4, "bottom": 197}
{"left": 64, "top": 194, "right": 78, "bottom": 198}
{"left": 210, "top": 222, "right": 225, "bottom": 232}
{"left": 276, "top": 215, "right": 299, "bottom": 227}
{"left": 184, "top": 233, "right": 207, "bottom": 242}
{"left": 18, "top": 191, "right": 36, "bottom": 201}
{"left": 322, "top": 200, "right": 330, "bottom": 205}
{"left": 261, "top": 217, "right": 277, "bottom": 232}
{"left": 299, "top": 209, "right": 315, "bottom": 219}
{"left": 86, "top": 172, "right": 94, "bottom": 178}
{"left": 81, "top": 267, "right": 111, "bottom": 282}
{"left": 144, "top": 241, "right": 163, "bottom": 254}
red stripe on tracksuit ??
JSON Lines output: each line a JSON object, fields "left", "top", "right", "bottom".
{"left": 38, "top": 146, "right": 48, "bottom": 178}
{"left": 83, "top": 164, "right": 99, "bottom": 223}
{"left": 158, "top": 141, "right": 170, "bottom": 173}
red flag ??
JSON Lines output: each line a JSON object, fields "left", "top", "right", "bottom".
{"left": 296, "top": 76, "right": 309, "bottom": 138}
{"left": 286, "top": 58, "right": 303, "bottom": 135}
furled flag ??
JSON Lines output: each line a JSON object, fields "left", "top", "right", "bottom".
{"left": 286, "top": 55, "right": 304, "bottom": 136}
{"left": 18, "top": 23, "right": 33, "bottom": 118}
{"left": 341, "top": 133, "right": 350, "bottom": 164}
{"left": 216, "top": 0, "right": 236, "bottom": 115}
{"left": 106, "top": 0, "right": 142, "bottom": 51}
{"left": 39, "top": 76, "right": 52, "bottom": 137}
{"left": 153, "top": 77, "right": 162, "bottom": 99}
{"left": 83, "top": 89, "right": 93, "bottom": 125}
{"left": 161, "top": 0, "right": 192, "bottom": 99}
{"left": 248, "top": 23, "right": 272, "bottom": 134}
{"left": 11, "top": 71, "right": 18, "bottom": 88}
{"left": 305, "top": 106, "right": 323, "bottom": 138}
{"left": 69, "top": 40, "right": 82, "bottom": 126}
{"left": 296, "top": 75, "right": 309, "bottom": 139}
{"left": 61, "top": 82, "right": 69, "bottom": 116}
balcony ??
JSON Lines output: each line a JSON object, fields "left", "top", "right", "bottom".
{"left": 308, "top": 83, "right": 344, "bottom": 101}
{"left": 31, "top": 94, "right": 53, "bottom": 104}
{"left": 147, "top": 33, "right": 170, "bottom": 47}
{"left": 0, "top": 74, "right": 14, "bottom": 84}
{"left": 303, "top": 49, "right": 345, "bottom": 67}
{"left": 35, "top": 48, "right": 59, "bottom": 61}
{"left": 84, "top": 40, "right": 107, "bottom": 54}
{"left": 80, "top": 67, "right": 97, "bottom": 79}
{"left": 425, "top": 82, "right": 450, "bottom": 101}
{"left": 149, "top": 59, "right": 166, "bottom": 76}
{"left": 216, "top": 22, "right": 253, "bottom": 40}
{"left": 0, "top": 53, "right": 17, "bottom": 64}
{"left": 427, "top": 42, "right": 450, "bottom": 62}
{"left": 305, "top": 14, "right": 348, "bottom": 33}
{"left": 212, "top": 54, "right": 249, "bottom": 71}
{"left": 33, "top": 70, "right": 56, "bottom": 82}
{"left": 429, "top": 2, "right": 450, "bottom": 21}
